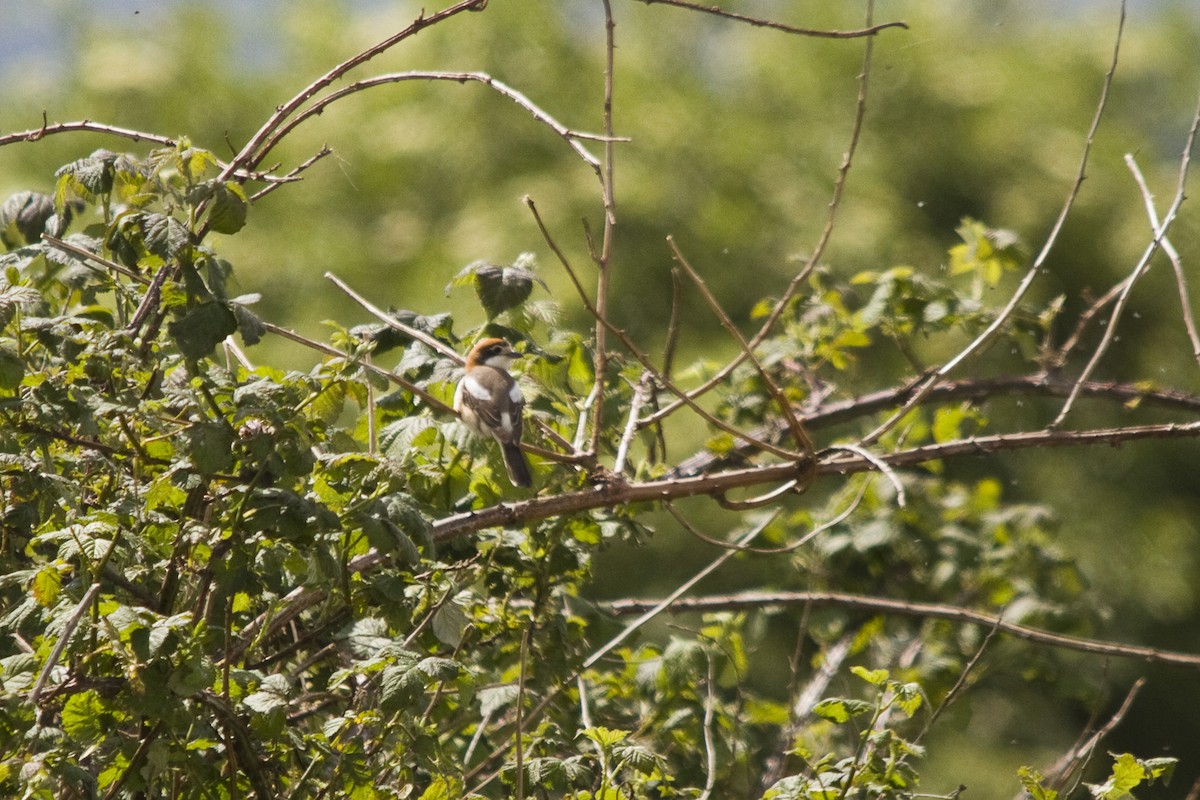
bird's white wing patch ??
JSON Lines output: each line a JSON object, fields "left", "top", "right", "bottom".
{"left": 463, "top": 375, "right": 493, "bottom": 401}
{"left": 508, "top": 383, "right": 523, "bottom": 403}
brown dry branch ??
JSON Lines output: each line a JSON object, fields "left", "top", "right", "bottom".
{"left": 860, "top": 1, "right": 1127, "bottom": 446}
{"left": 668, "top": 372, "right": 1200, "bottom": 477}
{"left": 588, "top": 0, "right": 619, "bottom": 458}
{"left": 1125, "top": 153, "right": 1200, "bottom": 362}
{"left": 602, "top": 591, "right": 1200, "bottom": 669}
{"left": 668, "top": 236, "right": 815, "bottom": 456}
{"left": 1010, "top": 678, "right": 1146, "bottom": 800}
{"left": 230, "top": 417, "right": 1200, "bottom": 663}
{"left": 325, "top": 271, "right": 463, "bottom": 363}
{"left": 218, "top": 0, "right": 490, "bottom": 180}
{"left": 1051, "top": 88, "right": 1200, "bottom": 427}
{"left": 254, "top": 71, "right": 614, "bottom": 189}
{"left": 643, "top": 0, "right": 884, "bottom": 428}
{"left": 525, "top": 195, "right": 803, "bottom": 460}
{"left": 635, "top": 0, "right": 907, "bottom": 39}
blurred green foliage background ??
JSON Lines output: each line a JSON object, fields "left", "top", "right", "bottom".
{"left": 3, "top": 0, "right": 1200, "bottom": 794}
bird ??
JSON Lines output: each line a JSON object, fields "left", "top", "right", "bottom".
{"left": 453, "top": 337, "right": 533, "bottom": 487}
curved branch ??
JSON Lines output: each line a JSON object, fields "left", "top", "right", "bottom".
{"left": 668, "top": 373, "right": 1200, "bottom": 477}
{"left": 0, "top": 118, "right": 177, "bottom": 150}
{"left": 860, "top": 1, "right": 1128, "bottom": 445}
{"left": 255, "top": 71, "right": 609, "bottom": 183}
{"left": 219, "top": 0, "right": 489, "bottom": 179}
{"left": 636, "top": 0, "right": 908, "bottom": 39}
{"left": 645, "top": 1, "right": 880, "bottom": 424}
{"left": 601, "top": 590, "right": 1200, "bottom": 669}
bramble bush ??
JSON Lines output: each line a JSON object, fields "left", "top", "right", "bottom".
{"left": 1, "top": 3, "right": 1197, "bottom": 799}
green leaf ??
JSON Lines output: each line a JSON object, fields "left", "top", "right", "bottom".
{"left": 812, "top": 697, "right": 873, "bottom": 723}
{"left": 851, "top": 665, "right": 889, "bottom": 686}
{"left": 141, "top": 213, "right": 191, "bottom": 260}
{"left": 0, "top": 344, "right": 24, "bottom": 391}
{"left": 206, "top": 181, "right": 249, "bottom": 234}
{"left": 582, "top": 726, "right": 629, "bottom": 748}
{"left": 432, "top": 600, "right": 469, "bottom": 648}
{"left": 169, "top": 301, "right": 238, "bottom": 360}
{"left": 63, "top": 690, "right": 125, "bottom": 744}
{"left": 1018, "top": 767, "right": 1058, "bottom": 800}
{"left": 418, "top": 776, "right": 463, "bottom": 800}
{"left": 185, "top": 421, "right": 234, "bottom": 474}
{"left": 30, "top": 565, "right": 62, "bottom": 607}
{"left": 448, "top": 256, "right": 546, "bottom": 320}
{"left": 0, "top": 191, "right": 56, "bottom": 247}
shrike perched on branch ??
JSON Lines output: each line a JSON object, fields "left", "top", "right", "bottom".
{"left": 454, "top": 337, "right": 532, "bottom": 487}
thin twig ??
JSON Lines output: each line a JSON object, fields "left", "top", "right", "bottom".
{"left": 1124, "top": 153, "right": 1200, "bottom": 363}
{"left": 247, "top": 146, "right": 333, "bottom": 204}
{"left": 698, "top": 654, "right": 719, "bottom": 800}
{"left": 526, "top": 197, "right": 803, "bottom": 459}
{"left": 256, "top": 72, "right": 611, "bottom": 184}
{"left": 1052, "top": 87, "right": 1200, "bottom": 427}
{"left": 325, "top": 271, "right": 462, "bottom": 362}
{"left": 861, "top": 0, "right": 1128, "bottom": 444}
{"left": 645, "top": 0, "right": 880, "bottom": 424}
{"left": 918, "top": 619, "right": 1001, "bottom": 741}
{"left": 603, "top": 591, "right": 1200, "bottom": 668}
{"left": 590, "top": 0, "right": 619, "bottom": 457}
{"left": 1015, "top": 678, "right": 1145, "bottom": 800}
{"left": 219, "top": 0, "right": 489, "bottom": 179}
{"left": 41, "top": 234, "right": 150, "bottom": 285}
{"left": 669, "top": 236, "right": 814, "bottom": 455}
{"left": 29, "top": 583, "right": 102, "bottom": 706}
{"left": 0, "top": 118, "right": 177, "bottom": 150}
{"left": 580, "top": 513, "right": 778, "bottom": 670}
{"left": 614, "top": 372, "right": 651, "bottom": 475}
{"left": 261, "top": 320, "right": 454, "bottom": 414}
{"left": 822, "top": 444, "right": 905, "bottom": 506}
{"left": 636, "top": 0, "right": 907, "bottom": 39}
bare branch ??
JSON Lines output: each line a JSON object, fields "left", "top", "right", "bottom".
{"left": 1014, "top": 678, "right": 1145, "bottom": 800}
{"left": 1125, "top": 153, "right": 1200, "bottom": 363}
{"left": 0, "top": 118, "right": 176, "bottom": 150}
{"left": 645, "top": 0, "right": 880, "bottom": 424}
{"left": 1052, "top": 86, "right": 1200, "bottom": 426}
{"left": 614, "top": 372, "right": 651, "bottom": 475}
{"left": 325, "top": 271, "right": 462, "bottom": 363}
{"left": 246, "top": 145, "right": 333, "bottom": 204}
{"left": 219, "top": 0, "right": 489, "bottom": 179}
{"left": 580, "top": 513, "right": 777, "bottom": 670}
{"left": 589, "top": 0, "right": 619, "bottom": 457}
{"left": 636, "top": 0, "right": 907, "bottom": 39}
{"left": 260, "top": 320, "right": 455, "bottom": 415}
{"left": 669, "top": 235, "right": 814, "bottom": 455}
{"left": 526, "top": 196, "right": 804, "bottom": 460}
{"left": 602, "top": 591, "right": 1200, "bottom": 669}
{"left": 669, "top": 372, "right": 1200, "bottom": 477}
{"left": 860, "top": 0, "right": 1128, "bottom": 445}
{"left": 256, "top": 71, "right": 609, "bottom": 183}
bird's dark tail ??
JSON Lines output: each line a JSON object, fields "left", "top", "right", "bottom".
{"left": 501, "top": 443, "right": 533, "bottom": 488}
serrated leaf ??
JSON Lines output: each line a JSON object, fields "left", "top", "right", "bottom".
{"left": 432, "top": 601, "right": 469, "bottom": 647}
{"left": 231, "top": 300, "right": 266, "bottom": 346}
{"left": 206, "top": 181, "right": 249, "bottom": 234}
{"left": 418, "top": 776, "right": 463, "bottom": 800}
{"left": 141, "top": 213, "right": 190, "bottom": 260}
{"left": 185, "top": 421, "right": 234, "bottom": 474}
{"left": 449, "top": 258, "right": 546, "bottom": 320}
{"left": 850, "top": 665, "right": 889, "bottom": 686}
{"left": 169, "top": 301, "right": 238, "bottom": 360}
{"left": 812, "top": 697, "right": 873, "bottom": 723}
{"left": 0, "top": 345, "right": 24, "bottom": 390}
{"left": 0, "top": 191, "right": 55, "bottom": 247}
{"left": 30, "top": 565, "right": 62, "bottom": 607}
